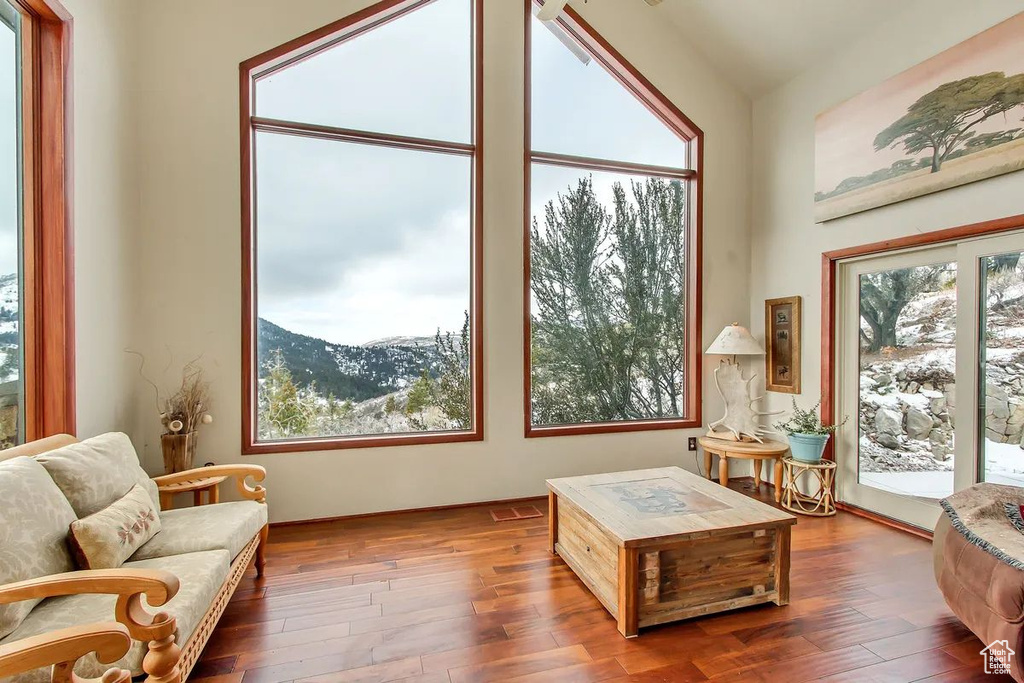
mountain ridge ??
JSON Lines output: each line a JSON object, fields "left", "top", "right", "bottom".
{"left": 257, "top": 318, "right": 438, "bottom": 402}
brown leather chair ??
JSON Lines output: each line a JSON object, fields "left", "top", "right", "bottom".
{"left": 934, "top": 514, "right": 1024, "bottom": 681}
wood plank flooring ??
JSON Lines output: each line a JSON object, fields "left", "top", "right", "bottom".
{"left": 192, "top": 480, "right": 1010, "bottom": 683}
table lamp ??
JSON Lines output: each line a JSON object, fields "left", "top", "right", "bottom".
{"left": 705, "top": 323, "right": 764, "bottom": 364}
{"left": 705, "top": 323, "right": 777, "bottom": 442}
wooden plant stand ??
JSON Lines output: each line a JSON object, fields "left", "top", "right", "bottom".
{"left": 781, "top": 457, "right": 836, "bottom": 517}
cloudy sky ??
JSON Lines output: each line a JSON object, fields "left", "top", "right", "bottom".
{"left": 255, "top": 0, "right": 688, "bottom": 346}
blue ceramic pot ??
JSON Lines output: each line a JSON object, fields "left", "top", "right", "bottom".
{"left": 789, "top": 433, "right": 830, "bottom": 463}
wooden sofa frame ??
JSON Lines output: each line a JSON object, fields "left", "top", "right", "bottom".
{"left": 0, "top": 435, "right": 269, "bottom": 683}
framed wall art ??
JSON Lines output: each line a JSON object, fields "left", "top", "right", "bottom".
{"left": 765, "top": 296, "right": 801, "bottom": 394}
{"left": 814, "top": 12, "right": 1024, "bottom": 222}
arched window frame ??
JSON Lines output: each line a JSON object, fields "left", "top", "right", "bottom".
{"left": 240, "top": 0, "right": 484, "bottom": 455}
{"left": 524, "top": 0, "right": 703, "bottom": 438}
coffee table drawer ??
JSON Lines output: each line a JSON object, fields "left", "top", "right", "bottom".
{"left": 555, "top": 499, "right": 618, "bottom": 612}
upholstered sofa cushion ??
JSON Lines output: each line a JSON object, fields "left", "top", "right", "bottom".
{"left": 35, "top": 432, "right": 160, "bottom": 518}
{"left": 69, "top": 484, "right": 162, "bottom": 570}
{"left": 0, "top": 549, "right": 231, "bottom": 683}
{"left": 131, "top": 501, "right": 268, "bottom": 562}
{"left": 0, "top": 456, "right": 78, "bottom": 640}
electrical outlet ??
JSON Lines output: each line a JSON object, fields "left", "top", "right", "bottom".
{"left": 687, "top": 437, "right": 697, "bottom": 451}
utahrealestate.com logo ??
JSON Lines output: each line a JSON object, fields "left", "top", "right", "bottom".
{"left": 981, "top": 640, "right": 1014, "bottom": 675}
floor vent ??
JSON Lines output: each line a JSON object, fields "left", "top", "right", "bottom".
{"left": 490, "top": 505, "right": 543, "bottom": 522}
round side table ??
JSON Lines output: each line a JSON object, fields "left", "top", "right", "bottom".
{"left": 698, "top": 436, "right": 789, "bottom": 503}
{"left": 158, "top": 474, "right": 228, "bottom": 511}
{"left": 781, "top": 457, "right": 836, "bottom": 517}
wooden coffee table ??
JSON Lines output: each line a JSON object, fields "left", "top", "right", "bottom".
{"left": 547, "top": 467, "right": 796, "bottom": 637}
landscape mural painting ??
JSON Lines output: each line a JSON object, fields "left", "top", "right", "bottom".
{"left": 815, "top": 12, "right": 1024, "bottom": 223}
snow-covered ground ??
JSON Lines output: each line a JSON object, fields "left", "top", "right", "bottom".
{"left": 860, "top": 471, "right": 954, "bottom": 499}
{"left": 861, "top": 439, "right": 1024, "bottom": 498}
{"left": 855, "top": 264, "right": 1024, "bottom": 499}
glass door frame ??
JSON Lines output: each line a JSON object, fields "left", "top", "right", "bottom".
{"left": 836, "top": 244, "right": 961, "bottom": 531}
{"left": 959, "top": 232, "right": 1024, "bottom": 488}
{"left": 821, "top": 215, "right": 1024, "bottom": 534}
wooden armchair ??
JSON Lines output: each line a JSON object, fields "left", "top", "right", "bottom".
{"left": 0, "top": 569, "right": 182, "bottom": 683}
{"left": 0, "top": 623, "right": 132, "bottom": 683}
{"left": 151, "top": 464, "right": 268, "bottom": 576}
{"left": 151, "top": 464, "right": 267, "bottom": 505}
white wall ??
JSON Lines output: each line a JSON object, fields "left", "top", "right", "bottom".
{"left": 130, "top": 0, "right": 752, "bottom": 522}
{"left": 749, "top": 0, "right": 1024, "bottom": 485}
{"left": 63, "top": 0, "right": 141, "bottom": 440}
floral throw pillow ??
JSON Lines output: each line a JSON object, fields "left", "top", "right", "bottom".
{"left": 68, "top": 483, "right": 162, "bottom": 569}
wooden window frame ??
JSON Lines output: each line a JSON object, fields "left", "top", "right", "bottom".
{"left": 9, "top": 0, "right": 73, "bottom": 442}
{"left": 240, "top": 0, "right": 484, "bottom": 455}
{"left": 523, "top": 0, "right": 703, "bottom": 438}
{"left": 820, "top": 213, "right": 1024, "bottom": 463}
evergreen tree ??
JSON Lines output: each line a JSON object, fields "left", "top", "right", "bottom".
{"left": 434, "top": 312, "right": 472, "bottom": 429}
{"left": 257, "top": 349, "right": 318, "bottom": 438}
{"left": 0, "top": 348, "right": 18, "bottom": 382}
{"left": 529, "top": 176, "right": 687, "bottom": 424}
{"left": 384, "top": 395, "right": 399, "bottom": 415}
{"left": 405, "top": 369, "right": 435, "bottom": 430}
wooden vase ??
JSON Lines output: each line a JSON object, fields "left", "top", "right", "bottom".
{"left": 161, "top": 431, "right": 197, "bottom": 474}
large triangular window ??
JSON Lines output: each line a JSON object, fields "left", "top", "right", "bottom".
{"left": 526, "top": 2, "right": 703, "bottom": 436}
{"left": 241, "top": 0, "right": 482, "bottom": 453}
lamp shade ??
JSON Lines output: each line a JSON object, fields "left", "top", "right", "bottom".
{"left": 706, "top": 323, "right": 764, "bottom": 356}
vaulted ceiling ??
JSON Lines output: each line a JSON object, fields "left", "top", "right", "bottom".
{"left": 642, "top": 0, "right": 895, "bottom": 98}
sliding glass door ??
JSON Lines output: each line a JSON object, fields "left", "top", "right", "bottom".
{"left": 836, "top": 231, "right": 1024, "bottom": 530}
{"left": 969, "top": 235, "right": 1024, "bottom": 488}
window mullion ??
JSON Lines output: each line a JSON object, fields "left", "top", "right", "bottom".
{"left": 530, "top": 150, "right": 695, "bottom": 180}
{"left": 251, "top": 116, "right": 475, "bottom": 158}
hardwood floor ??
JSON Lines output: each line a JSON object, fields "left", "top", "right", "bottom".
{"left": 192, "top": 480, "right": 1010, "bottom": 683}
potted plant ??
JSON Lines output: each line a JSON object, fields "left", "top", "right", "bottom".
{"left": 773, "top": 399, "right": 847, "bottom": 463}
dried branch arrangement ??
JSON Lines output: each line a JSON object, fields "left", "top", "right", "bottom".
{"left": 160, "top": 362, "right": 213, "bottom": 435}
{"left": 128, "top": 349, "right": 214, "bottom": 436}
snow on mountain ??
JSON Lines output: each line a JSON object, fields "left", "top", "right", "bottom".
{"left": 257, "top": 318, "right": 438, "bottom": 402}
{"left": 362, "top": 335, "right": 436, "bottom": 349}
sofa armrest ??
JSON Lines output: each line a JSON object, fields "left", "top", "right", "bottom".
{"left": 0, "top": 622, "right": 132, "bottom": 683}
{"left": 0, "top": 569, "right": 179, "bottom": 610}
{"left": 153, "top": 465, "right": 267, "bottom": 503}
{"left": 0, "top": 569, "right": 181, "bottom": 682}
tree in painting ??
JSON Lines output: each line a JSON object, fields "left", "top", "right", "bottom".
{"left": 874, "top": 71, "right": 1024, "bottom": 173}
{"left": 530, "top": 176, "right": 687, "bottom": 425}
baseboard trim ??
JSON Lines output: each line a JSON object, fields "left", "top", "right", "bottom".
{"left": 835, "top": 501, "right": 933, "bottom": 540}
{"left": 269, "top": 494, "right": 549, "bottom": 528}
